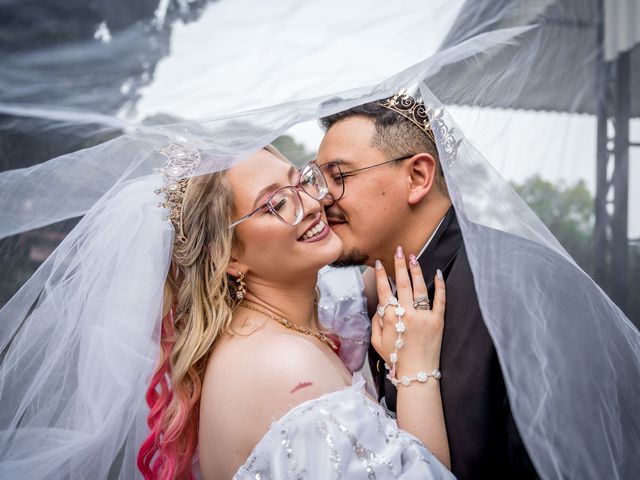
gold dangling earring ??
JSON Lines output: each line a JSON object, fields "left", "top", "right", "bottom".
{"left": 235, "top": 271, "right": 247, "bottom": 300}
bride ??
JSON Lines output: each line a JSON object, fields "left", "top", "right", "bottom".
{"left": 135, "top": 143, "right": 453, "bottom": 479}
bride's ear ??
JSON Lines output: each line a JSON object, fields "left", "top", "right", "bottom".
{"left": 225, "top": 252, "right": 247, "bottom": 278}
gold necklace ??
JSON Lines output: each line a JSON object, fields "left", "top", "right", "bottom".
{"left": 239, "top": 301, "right": 337, "bottom": 350}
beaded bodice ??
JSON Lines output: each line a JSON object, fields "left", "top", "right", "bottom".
{"left": 233, "top": 374, "right": 455, "bottom": 480}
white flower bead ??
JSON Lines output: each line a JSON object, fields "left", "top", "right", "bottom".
{"left": 401, "top": 376, "right": 411, "bottom": 386}
{"left": 394, "top": 306, "right": 405, "bottom": 316}
{"left": 395, "top": 321, "right": 406, "bottom": 333}
{"left": 417, "top": 371, "right": 428, "bottom": 382}
{"left": 377, "top": 305, "right": 386, "bottom": 317}
{"left": 390, "top": 352, "right": 398, "bottom": 363}
{"left": 394, "top": 338, "right": 404, "bottom": 349}
{"left": 389, "top": 296, "right": 398, "bottom": 306}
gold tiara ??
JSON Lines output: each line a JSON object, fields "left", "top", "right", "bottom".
{"left": 154, "top": 138, "right": 201, "bottom": 243}
{"left": 377, "top": 90, "right": 462, "bottom": 164}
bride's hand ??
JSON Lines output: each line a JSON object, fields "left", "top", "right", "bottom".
{"left": 370, "top": 247, "right": 445, "bottom": 377}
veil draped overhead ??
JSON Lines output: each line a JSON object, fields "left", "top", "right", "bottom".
{"left": 1, "top": 1, "right": 639, "bottom": 478}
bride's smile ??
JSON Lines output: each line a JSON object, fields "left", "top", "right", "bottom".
{"left": 297, "top": 217, "right": 330, "bottom": 242}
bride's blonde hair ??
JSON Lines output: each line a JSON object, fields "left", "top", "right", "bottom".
{"left": 138, "top": 145, "right": 287, "bottom": 479}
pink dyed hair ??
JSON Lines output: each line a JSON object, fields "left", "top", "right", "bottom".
{"left": 137, "top": 309, "right": 199, "bottom": 480}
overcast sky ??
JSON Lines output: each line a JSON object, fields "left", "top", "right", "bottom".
{"left": 136, "top": 0, "right": 639, "bottom": 236}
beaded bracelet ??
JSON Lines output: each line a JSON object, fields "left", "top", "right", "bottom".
{"left": 377, "top": 295, "right": 442, "bottom": 388}
{"left": 384, "top": 364, "right": 442, "bottom": 387}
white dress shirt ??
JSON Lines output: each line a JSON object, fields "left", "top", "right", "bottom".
{"left": 389, "top": 215, "right": 446, "bottom": 294}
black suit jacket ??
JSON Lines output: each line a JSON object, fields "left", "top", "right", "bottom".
{"left": 369, "top": 207, "right": 537, "bottom": 479}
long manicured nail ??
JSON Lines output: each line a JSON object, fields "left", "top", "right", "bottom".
{"left": 395, "top": 246, "right": 404, "bottom": 259}
{"left": 375, "top": 259, "right": 382, "bottom": 270}
{"left": 437, "top": 268, "right": 443, "bottom": 280}
{"left": 409, "top": 254, "right": 418, "bottom": 266}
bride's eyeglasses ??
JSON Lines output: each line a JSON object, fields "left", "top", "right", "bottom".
{"left": 228, "top": 162, "right": 329, "bottom": 229}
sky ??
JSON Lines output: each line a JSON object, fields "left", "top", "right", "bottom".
{"left": 136, "top": 0, "right": 639, "bottom": 237}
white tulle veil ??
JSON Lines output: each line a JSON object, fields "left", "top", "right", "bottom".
{"left": 1, "top": 3, "right": 639, "bottom": 479}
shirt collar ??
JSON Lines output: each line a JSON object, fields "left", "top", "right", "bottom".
{"left": 417, "top": 215, "right": 446, "bottom": 260}
{"left": 388, "top": 214, "right": 447, "bottom": 293}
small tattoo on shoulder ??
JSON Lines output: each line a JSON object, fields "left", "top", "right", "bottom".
{"left": 290, "top": 381, "right": 313, "bottom": 394}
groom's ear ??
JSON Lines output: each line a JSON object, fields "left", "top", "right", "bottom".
{"left": 406, "top": 153, "right": 437, "bottom": 205}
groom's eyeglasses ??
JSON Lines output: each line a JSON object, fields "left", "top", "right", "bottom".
{"left": 318, "top": 154, "right": 414, "bottom": 202}
{"left": 228, "top": 161, "right": 329, "bottom": 229}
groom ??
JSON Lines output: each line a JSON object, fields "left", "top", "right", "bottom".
{"left": 316, "top": 92, "right": 538, "bottom": 479}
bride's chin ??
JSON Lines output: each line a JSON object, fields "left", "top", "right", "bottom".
{"left": 320, "top": 233, "right": 344, "bottom": 264}
{"left": 302, "top": 234, "right": 344, "bottom": 270}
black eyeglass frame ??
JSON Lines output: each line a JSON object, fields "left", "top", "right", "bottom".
{"left": 318, "top": 154, "right": 415, "bottom": 201}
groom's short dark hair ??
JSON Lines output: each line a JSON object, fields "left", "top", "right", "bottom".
{"left": 320, "top": 101, "right": 448, "bottom": 195}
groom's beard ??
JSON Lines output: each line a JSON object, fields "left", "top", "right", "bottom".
{"left": 330, "top": 248, "right": 369, "bottom": 268}
{"left": 326, "top": 208, "right": 368, "bottom": 267}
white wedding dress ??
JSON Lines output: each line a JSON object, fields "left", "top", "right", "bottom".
{"left": 234, "top": 374, "right": 454, "bottom": 480}
{"left": 233, "top": 267, "right": 455, "bottom": 479}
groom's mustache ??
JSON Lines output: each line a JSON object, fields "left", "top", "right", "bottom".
{"left": 325, "top": 212, "right": 347, "bottom": 224}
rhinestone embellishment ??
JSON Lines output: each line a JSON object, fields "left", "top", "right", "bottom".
{"left": 154, "top": 137, "right": 201, "bottom": 243}
{"left": 378, "top": 90, "right": 462, "bottom": 167}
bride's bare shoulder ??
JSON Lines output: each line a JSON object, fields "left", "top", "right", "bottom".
{"left": 203, "top": 325, "right": 345, "bottom": 404}
{"left": 198, "top": 325, "right": 348, "bottom": 478}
